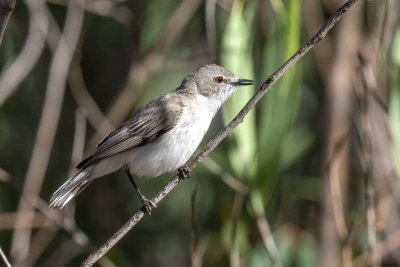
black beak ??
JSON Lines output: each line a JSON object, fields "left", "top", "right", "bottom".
{"left": 233, "top": 79, "right": 254, "bottom": 86}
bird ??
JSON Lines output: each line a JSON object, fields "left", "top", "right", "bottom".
{"left": 49, "top": 64, "right": 254, "bottom": 213}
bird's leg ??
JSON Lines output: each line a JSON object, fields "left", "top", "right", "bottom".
{"left": 124, "top": 169, "right": 156, "bottom": 214}
{"left": 178, "top": 164, "right": 191, "bottom": 180}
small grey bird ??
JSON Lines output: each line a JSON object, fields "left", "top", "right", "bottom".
{"left": 49, "top": 64, "right": 253, "bottom": 212}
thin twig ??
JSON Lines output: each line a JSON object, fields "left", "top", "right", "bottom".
{"left": 47, "top": 0, "right": 132, "bottom": 24}
{"left": 0, "top": 211, "right": 55, "bottom": 229}
{"left": 19, "top": 224, "right": 60, "bottom": 267}
{"left": 319, "top": 2, "right": 362, "bottom": 266}
{"left": 0, "top": 167, "right": 11, "bottom": 182}
{"left": 80, "top": 1, "right": 360, "bottom": 266}
{"left": 365, "top": 176, "right": 379, "bottom": 266}
{"left": 324, "top": 132, "right": 350, "bottom": 239}
{"left": 21, "top": 110, "right": 88, "bottom": 267}
{"left": 0, "top": 0, "right": 15, "bottom": 46}
{"left": 351, "top": 226, "right": 400, "bottom": 267}
{"left": 353, "top": 46, "right": 398, "bottom": 267}
{"left": 365, "top": 2, "right": 400, "bottom": 263}
{"left": 0, "top": 0, "right": 49, "bottom": 107}
{"left": 205, "top": 0, "right": 217, "bottom": 55}
{"left": 9, "top": 190, "right": 115, "bottom": 267}
{"left": 10, "top": 0, "right": 85, "bottom": 262}
{"left": 342, "top": 224, "right": 354, "bottom": 267}
{"left": 31, "top": 194, "right": 115, "bottom": 267}
{"left": 87, "top": 0, "right": 203, "bottom": 150}
{"left": 68, "top": 56, "right": 115, "bottom": 137}
{"left": 0, "top": 243, "right": 11, "bottom": 267}
{"left": 69, "top": 109, "right": 88, "bottom": 170}
{"left": 2, "top": 128, "right": 115, "bottom": 267}
{"left": 357, "top": 71, "right": 380, "bottom": 267}
{"left": 190, "top": 184, "right": 202, "bottom": 267}
{"left": 303, "top": 0, "right": 333, "bottom": 81}
{"left": 249, "top": 198, "right": 282, "bottom": 267}
{"left": 202, "top": 158, "right": 248, "bottom": 195}
{"left": 230, "top": 192, "right": 245, "bottom": 267}
{"left": 203, "top": 159, "right": 248, "bottom": 266}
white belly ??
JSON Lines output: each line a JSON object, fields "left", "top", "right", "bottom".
{"left": 125, "top": 99, "right": 213, "bottom": 177}
{"left": 90, "top": 95, "right": 217, "bottom": 179}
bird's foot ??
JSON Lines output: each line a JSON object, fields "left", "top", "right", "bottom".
{"left": 178, "top": 164, "right": 191, "bottom": 180}
{"left": 140, "top": 197, "right": 157, "bottom": 215}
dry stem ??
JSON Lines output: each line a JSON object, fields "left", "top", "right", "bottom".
{"left": 0, "top": 0, "right": 15, "bottom": 46}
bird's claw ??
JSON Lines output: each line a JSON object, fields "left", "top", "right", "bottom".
{"left": 178, "top": 165, "right": 191, "bottom": 180}
{"left": 141, "top": 198, "right": 157, "bottom": 215}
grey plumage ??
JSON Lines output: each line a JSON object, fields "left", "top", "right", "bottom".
{"left": 77, "top": 94, "right": 184, "bottom": 169}
{"left": 50, "top": 166, "right": 94, "bottom": 208}
{"left": 50, "top": 94, "right": 184, "bottom": 208}
{"left": 49, "top": 64, "right": 254, "bottom": 210}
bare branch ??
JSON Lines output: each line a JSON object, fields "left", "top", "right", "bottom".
{"left": 80, "top": 1, "right": 360, "bottom": 266}
{"left": 69, "top": 109, "right": 88, "bottom": 169}
{"left": 190, "top": 184, "right": 203, "bottom": 267}
{"left": 0, "top": 167, "right": 11, "bottom": 182}
{"left": 87, "top": 0, "right": 203, "bottom": 150}
{"left": 0, "top": 0, "right": 15, "bottom": 46}
{"left": 303, "top": 0, "right": 333, "bottom": 81}
{"left": 0, "top": 211, "right": 56, "bottom": 229}
{"left": 47, "top": 0, "right": 132, "bottom": 25}
{"left": 202, "top": 158, "right": 248, "bottom": 195}
{"left": 230, "top": 192, "right": 245, "bottom": 267}
{"left": 68, "top": 58, "right": 115, "bottom": 137}
{"left": 350, "top": 215, "right": 400, "bottom": 267}
{"left": 10, "top": 0, "right": 85, "bottom": 262}
{"left": 2, "top": 137, "right": 116, "bottom": 267}
{"left": 205, "top": 0, "right": 217, "bottom": 55}
{"left": 0, "top": 243, "right": 11, "bottom": 267}
{"left": 0, "top": 0, "right": 49, "bottom": 107}
{"left": 249, "top": 199, "right": 282, "bottom": 267}
{"left": 319, "top": 2, "right": 362, "bottom": 266}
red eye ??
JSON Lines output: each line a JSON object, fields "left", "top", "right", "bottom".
{"left": 214, "top": 76, "right": 224, "bottom": 83}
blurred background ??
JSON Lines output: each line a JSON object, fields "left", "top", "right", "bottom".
{"left": 0, "top": 0, "right": 399, "bottom": 266}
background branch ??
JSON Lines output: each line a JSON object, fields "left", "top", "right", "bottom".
{"left": 80, "top": 1, "right": 360, "bottom": 266}
{"left": 10, "top": 0, "right": 85, "bottom": 262}
{"left": 190, "top": 184, "right": 203, "bottom": 267}
{"left": 0, "top": 0, "right": 15, "bottom": 46}
{"left": 0, "top": 0, "right": 49, "bottom": 106}
{"left": 0, "top": 244, "right": 11, "bottom": 267}
{"left": 86, "top": 0, "right": 203, "bottom": 150}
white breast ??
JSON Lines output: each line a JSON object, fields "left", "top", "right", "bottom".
{"left": 122, "top": 95, "right": 215, "bottom": 178}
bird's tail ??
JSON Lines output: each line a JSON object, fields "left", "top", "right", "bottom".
{"left": 49, "top": 166, "right": 95, "bottom": 209}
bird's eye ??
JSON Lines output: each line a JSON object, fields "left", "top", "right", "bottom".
{"left": 214, "top": 76, "right": 224, "bottom": 84}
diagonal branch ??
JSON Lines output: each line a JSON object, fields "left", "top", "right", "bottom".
{"left": 80, "top": 0, "right": 360, "bottom": 266}
{"left": 0, "top": 243, "right": 11, "bottom": 267}
{"left": 0, "top": 0, "right": 15, "bottom": 46}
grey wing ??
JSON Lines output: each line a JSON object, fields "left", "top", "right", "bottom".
{"left": 76, "top": 95, "right": 183, "bottom": 168}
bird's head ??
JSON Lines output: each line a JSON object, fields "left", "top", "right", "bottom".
{"left": 179, "top": 64, "right": 254, "bottom": 104}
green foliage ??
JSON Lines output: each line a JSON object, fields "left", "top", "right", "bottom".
{"left": 221, "top": 0, "right": 258, "bottom": 179}
{"left": 0, "top": 1, "right": 397, "bottom": 267}
{"left": 390, "top": 27, "right": 400, "bottom": 175}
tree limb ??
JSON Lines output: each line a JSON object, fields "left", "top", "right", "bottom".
{"left": 0, "top": 243, "right": 11, "bottom": 267}
{"left": 80, "top": 0, "right": 360, "bottom": 266}
{"left": 0, "top": 0, "right": 15, "bottom": 46}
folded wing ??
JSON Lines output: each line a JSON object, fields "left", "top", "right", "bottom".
{"left": 77, "top": 94, "right": 184, "bottom": 169}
